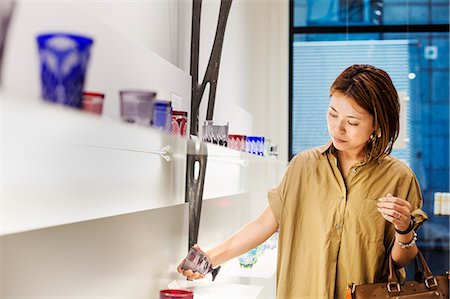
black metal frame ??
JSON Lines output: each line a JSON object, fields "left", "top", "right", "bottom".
{"left": 288, "top": 0, "right": 294, "bottom": 161}
{"left": 186, "top": 0, "right": 233, "bottom": 250}
{"left": 190, "top": 0, "right": 233, "bottom": 135}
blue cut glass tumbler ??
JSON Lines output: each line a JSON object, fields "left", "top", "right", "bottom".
{"left": 36, "top": 33, "right": 94, "bottom": 108}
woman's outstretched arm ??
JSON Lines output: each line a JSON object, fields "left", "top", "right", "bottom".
{"left": 178, "top": 204, "right": 279, "bottom": 280}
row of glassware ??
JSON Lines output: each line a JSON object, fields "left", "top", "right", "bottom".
{"left": 35, "top": 32, "right": 278, "bottom": 156}
{"left": 35, "top": 32, "right": 188, "bottom": 137}
{"left": 57, "top": 89, "right": 189, "bottom": 137}
{"left": 201, "top": 120, "right": 277, "bottom": 157}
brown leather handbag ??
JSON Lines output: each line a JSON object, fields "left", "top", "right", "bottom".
{"left": 346, "top": 249, "right": 449, "bottom": 298}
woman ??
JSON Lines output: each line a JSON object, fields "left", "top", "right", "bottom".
{"left": 178, "top": 64, "right": 427, "bottom": 298}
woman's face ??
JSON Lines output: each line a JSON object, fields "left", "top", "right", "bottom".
{"left": 327, "top": 92, "right": 375, "bottom": 158}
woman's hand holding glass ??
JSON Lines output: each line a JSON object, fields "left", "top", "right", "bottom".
{"left": 177, "top": 244, "right": 208, "bottom": 281}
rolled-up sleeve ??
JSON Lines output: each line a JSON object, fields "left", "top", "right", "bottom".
{"left": 268, "top": 187, "right": 282, "bottom": 223}
{"left": 407, "top": 173, "right": 428, "bottom": 230}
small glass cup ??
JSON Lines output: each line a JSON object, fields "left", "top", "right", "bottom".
{"left": 246, "top": 136, "right": 265, "bottom": 156}
{"left": 171, "top": 111, "right": 188, "bottom": 136}
{"left": 228, "top": 134, "right": 246, "bottom": 151}
{"left": 202, "top": 120, "right": 229, "bottom": 146}
{"left": 119, "top": 90, "right": 156, "bottom": 126}
{"left": 160, "top": 289, "right": 193, "bottom": 299}
{"left": 82, "top": 91, "right": 104, "bottom": 115}
{"left": 152, "top": 100, "right": 172, "bottom": 132}
{"left": 36, "top": 33, "right": 94, "bottom": 108}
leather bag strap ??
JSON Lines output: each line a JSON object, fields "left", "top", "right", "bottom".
{"left": 415, "top": 249, "right": 439, "bottom": 289}
{"left": 389, "top": 248, "right": 438, "bottom": 291}
{"left": 387, "top": 251, "right": 401, "bottom": 293}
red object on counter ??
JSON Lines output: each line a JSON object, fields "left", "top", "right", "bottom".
{"left": 160, "top": 289, "right": 193, "bottom": 298}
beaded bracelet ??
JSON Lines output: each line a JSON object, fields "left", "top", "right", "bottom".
{"left": 397, "top": 231, "right": 417, "bottom": 249}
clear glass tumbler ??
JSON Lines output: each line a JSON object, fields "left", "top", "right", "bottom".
{"left": 202, "top": 120, "right": 229, "bottom": 146}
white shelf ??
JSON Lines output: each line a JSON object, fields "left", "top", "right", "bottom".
{"left": 1, "top": 93, "right": 188, "bottom": 236}
{"left": 3, "top": 2, "right": 192, "bottom": 116}
{"left": 1, "top": 4, "right": 286, "bottom": 298}
{"left": 1, "top": 93, "right": 287, "bottom": 237}
{"left": 1, "top": 2, "right": 194, "bottom": 236}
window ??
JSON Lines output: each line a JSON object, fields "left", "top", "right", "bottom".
{"left": 290, "top": 0, "right": 449, "bottom": 278}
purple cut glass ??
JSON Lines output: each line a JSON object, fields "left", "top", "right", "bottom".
{"left": 120, "top": 90, "right": 157, "bottom": 126}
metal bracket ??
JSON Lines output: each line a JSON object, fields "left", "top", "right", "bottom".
{"left": 189, "top": 0, "right": 233, "bottom": 134}
{"left": 186, "top": 0, "right": 233, "bottom": 250}
{"left": 186, "top": 138, "right": 208, "bottom": 248}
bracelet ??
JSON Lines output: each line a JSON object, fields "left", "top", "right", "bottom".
{"left": 397, "top": 231, "right": 417, "bottom": 249}
{"left": 396, "top": 219, "right": 414, "bottom": 235}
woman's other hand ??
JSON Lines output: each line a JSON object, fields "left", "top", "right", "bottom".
{"left": 377, "top": 193, "right": 412, "bottom": 232}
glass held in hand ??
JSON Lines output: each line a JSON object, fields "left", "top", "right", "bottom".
{"left": 181, "top": 247, "right": 221, "bottom": 281}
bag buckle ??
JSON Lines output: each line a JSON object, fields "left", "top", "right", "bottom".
{"left": 424, "top": 276, "right": 438, "bottom": 289}
{"left": 387, "top": 282, "right": 401, "bottom": 293}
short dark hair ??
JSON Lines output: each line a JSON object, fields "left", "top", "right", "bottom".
{"left": 330, "top": 64, "right": 400, "bottom": 162}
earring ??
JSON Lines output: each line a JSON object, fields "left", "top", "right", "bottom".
{"left": 377, "top": 128, "right": 382, "bottom": 138}
{"left": 369, "top": 133, "right": 375, "bottom": 141}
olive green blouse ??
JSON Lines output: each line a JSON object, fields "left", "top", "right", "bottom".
{"left": 268, "top": 142, "right": 426, "bottom": 299}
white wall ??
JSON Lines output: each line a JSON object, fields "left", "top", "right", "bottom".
{"left": 2, "top": 0, "right": 289, "bottom": 160}
{"left": 2, "top": 0, "right": 290, "bottom": 223}
{"left": 69, "top": 0, "right": 289, "bottom": 161}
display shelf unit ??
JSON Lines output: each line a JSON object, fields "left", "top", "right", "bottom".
{"left": 1, "top": 92, "right": 188, "bottom": 236}
{"left": 1, "top": 2, "right": 287, "bottom": 298}
{"left": 1, "top": 92, "right": 285, "bottom": 237}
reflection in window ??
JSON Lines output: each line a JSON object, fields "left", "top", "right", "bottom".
{"left": 292, "top": 40, "right": 412, "bottom": 163}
